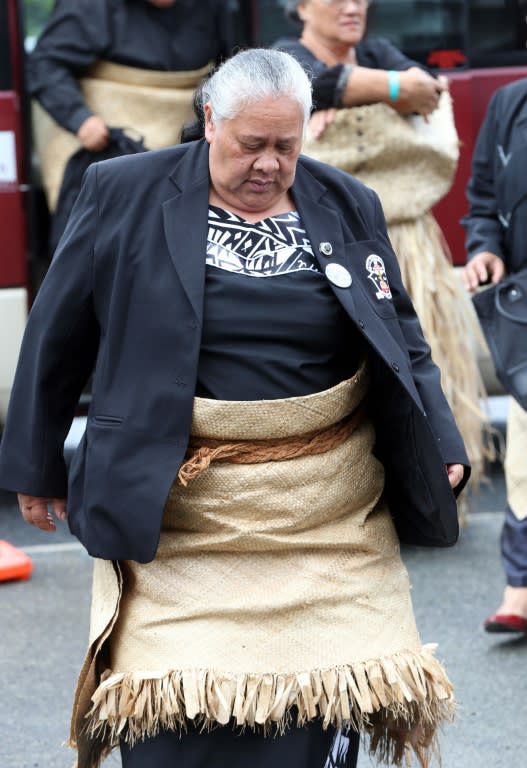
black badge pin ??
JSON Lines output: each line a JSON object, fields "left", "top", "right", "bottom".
{"left": 325, "top": 262, "right": 352, "bottom": 288}
{"left": 319, "top": 242, "right": 333, "bottom": 257}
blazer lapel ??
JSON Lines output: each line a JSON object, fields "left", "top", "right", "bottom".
{"left": 162, "top": 141, "right": 210, "bottom": 322}
{"left": 292, "top": 160, "right": 358, "bottom": 319}
{"left": 292, "top": 161, "right": 422, "bottom": 405}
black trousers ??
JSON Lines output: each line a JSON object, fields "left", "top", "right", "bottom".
{"left": 120, "top": 722, "right": 360, "bottom": 768}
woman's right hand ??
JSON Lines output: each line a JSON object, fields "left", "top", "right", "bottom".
{"left": 77, "top": 115, "right": 110, "bottom": 151}
{"left": 18, "top": 493, "right": 67, "bottom": 532}
{"left": 462, "top": 251, "right": 506, "bottom": 293}
{"left": 395, "top": 67, "right": 445, "bottom": 117}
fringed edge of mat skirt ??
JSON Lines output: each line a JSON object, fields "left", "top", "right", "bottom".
{"left": 68, "top": 643, "right": 455, "bottom": 768}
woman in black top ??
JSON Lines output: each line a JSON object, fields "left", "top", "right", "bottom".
{"left": 274, "top": 0, "right": 444, "bottom": 138}
{"left": 1, "top": 49, "right": 468, "bottom": 768}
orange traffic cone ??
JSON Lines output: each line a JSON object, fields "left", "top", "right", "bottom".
{"left": 0, "top": 540, "right": 32, "bottom": 582}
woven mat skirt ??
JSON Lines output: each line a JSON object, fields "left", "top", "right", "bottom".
{"left": 70, "top": 362, "right": 454, "bottom": 767}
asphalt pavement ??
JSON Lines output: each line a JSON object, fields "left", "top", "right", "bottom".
{"left": 1, "top": 461, "right": 526, "bottom": 768}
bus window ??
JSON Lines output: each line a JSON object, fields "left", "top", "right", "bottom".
{"left": 368, "top": 0, "right": 466, "bottom": 67}
{"left": 468, "top": 0, "right": 527, "bottom": 66}
{"left": 23, "top": 0, "right": 54, "bottom": 51}
{"left": 249, "top": 0, "right": 299, "bottom": 44}
{"left": 246, "top": 1, "right": 527, "bottom": 68}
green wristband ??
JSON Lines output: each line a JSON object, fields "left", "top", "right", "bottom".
{"left": 387, "top": 70, "right": 400, "bottom": 101}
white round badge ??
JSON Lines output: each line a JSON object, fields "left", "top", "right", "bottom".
{"left": 325, "top": 262, "right": 352, "bottom": 288}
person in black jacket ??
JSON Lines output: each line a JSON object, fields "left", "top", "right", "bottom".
{"left": 28, "top": 0, "right": 232, "bottom": 152}
{"left": 29, "top": 0, "right": 234, "bottom": 252}
{"left": 274, "top": 0, "right": 445, "bottom": 138}
{"left": 462, "top": 78, "right": 527, "bottom": 635}
{"left": 0, "top": 48, "right": 468, "bottom": 768}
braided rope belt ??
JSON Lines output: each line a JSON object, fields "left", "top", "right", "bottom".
{"left": 177, "top": 404, "right": 367, "bottom": 486}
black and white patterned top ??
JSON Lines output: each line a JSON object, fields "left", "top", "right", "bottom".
{"left": 206, "top": 207, "right": 320, "bottom": 277}
{"left": 196, "top": 206, "right": 363, "bottom": 401}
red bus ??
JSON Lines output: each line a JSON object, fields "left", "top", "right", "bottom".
{"left": 2, "top": 0, "right": 527, "bottom": 422}
{"left": 0, "top": 0, "right": 30, "bottom": 423}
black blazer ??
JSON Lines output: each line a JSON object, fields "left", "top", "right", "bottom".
{"left": 463, "top": 77, "right": 527, "bottom": 274}
{"left": 0, "top": 140, "right": 469, "bottom": 562}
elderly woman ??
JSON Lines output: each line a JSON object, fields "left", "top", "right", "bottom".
{"left": 274, "top": 0, "right": 491, "bottom": 490}
{"left": 0, "top": 49, "right": 467, "bottom": 768}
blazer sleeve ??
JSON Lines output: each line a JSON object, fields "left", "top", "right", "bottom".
{"left": 0, "top": 166, "right": 100, "bottom": 497}
{"left": 461, "top": 91, "right": 506, "bottom": 262}
{"left": 27, "top": 0, "right": 112, "bottom": 133}
{"left": 371, "top": 192, "right": 469, "bottom": 469}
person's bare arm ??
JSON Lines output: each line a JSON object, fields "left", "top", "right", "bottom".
{"left": 341, "top": 65, "right": 444, "bottom": 116}
{"left": 310, "top": 66, "right": 445, "bottom": 139}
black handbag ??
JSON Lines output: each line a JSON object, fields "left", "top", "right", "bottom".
{"left": 472, "top": 268, "right": 527, "bottom": 410}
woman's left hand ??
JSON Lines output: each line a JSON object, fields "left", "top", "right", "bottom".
{"left": 395, "top": 67, "right": 446, "bottom": 117}
{"left": 446, "top": 463, "right": 464, "bottom": 489}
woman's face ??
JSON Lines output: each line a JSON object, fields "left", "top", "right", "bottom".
{"left": 204, "top": 96, "right": 304, "bottom": 216}
{"left": 298, "top": 0, "right": 369, "bottom": 48}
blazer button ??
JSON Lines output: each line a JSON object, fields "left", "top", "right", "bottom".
{"left": 319, "top": 242, "right": 333, "bottom": 257}
{"left": 391, "top": 362, "right": 400, "bottom": 372}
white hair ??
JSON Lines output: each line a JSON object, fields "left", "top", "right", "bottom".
{"left": 201, "top": 48, "right": 313, "bottom": 129}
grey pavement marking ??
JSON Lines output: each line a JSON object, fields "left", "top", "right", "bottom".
{"left": 22, "top": 542, "right": 84, "bottom": 555}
